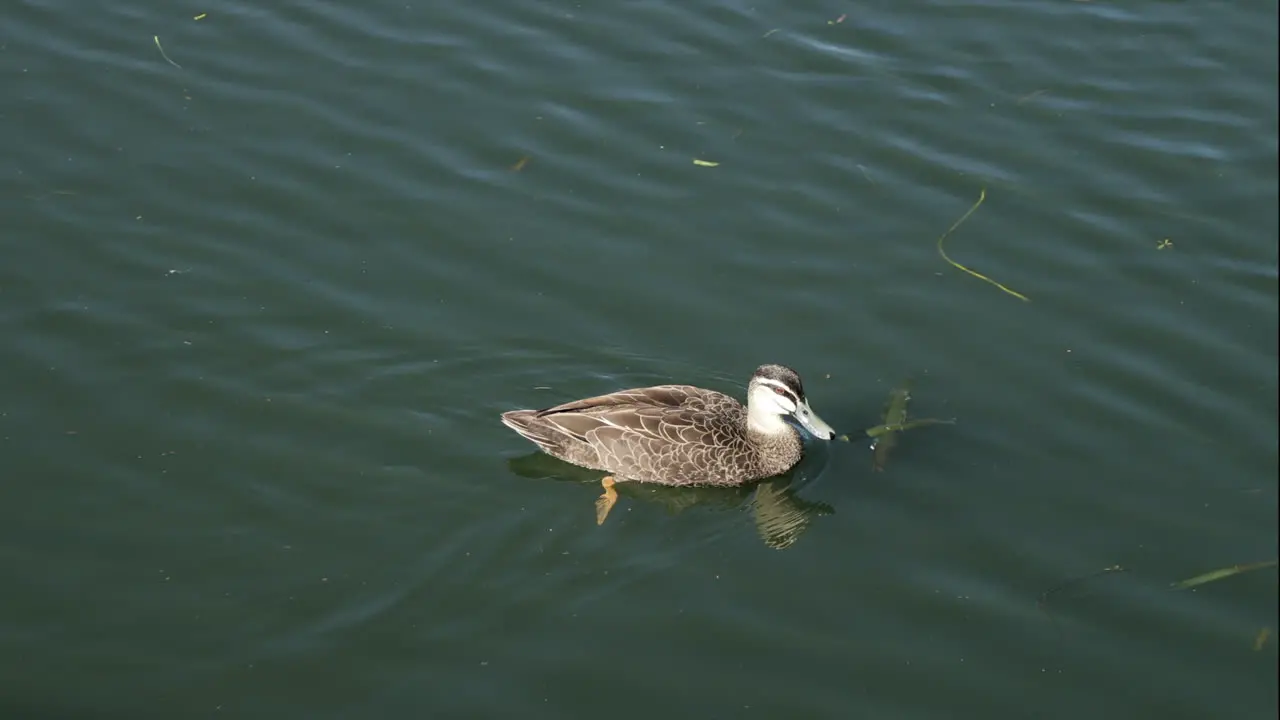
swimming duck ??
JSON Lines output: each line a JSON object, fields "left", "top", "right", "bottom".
{"left": 500, "top": 364, "right": 835, "bottom": 523}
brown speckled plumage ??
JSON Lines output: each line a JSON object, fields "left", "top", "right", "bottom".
{"left": 501, "top": 365, "right": 825, "bottom": 487}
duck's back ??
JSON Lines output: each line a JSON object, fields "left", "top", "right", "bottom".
{"left": 534, "top": 384, "right": 779, "bottom": 485}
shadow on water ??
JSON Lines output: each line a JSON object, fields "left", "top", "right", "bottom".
{"left": 506, "top": 452, "right": 834, "bottom": 550}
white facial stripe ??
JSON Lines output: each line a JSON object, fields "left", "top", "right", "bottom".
{"left": 753, "top": 378, "right": 798, "bottom": 413}
{"left": 755, "top": 378, "right": 797, "bottom": 398}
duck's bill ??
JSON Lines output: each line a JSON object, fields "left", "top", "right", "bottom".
{"left": 792, "top": 400, "right": 836, "bottom": 440}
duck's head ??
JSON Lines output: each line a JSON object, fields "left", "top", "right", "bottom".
{"left": 746, "top": 364, "right": 836, "bottom": 440}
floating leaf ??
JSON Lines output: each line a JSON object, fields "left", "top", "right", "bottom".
{"left": 872, "top": 380, "right": 913, "bottom": 471}
{"left": 1171, "top": 560, "right": 1277, "bottom": 590}
{"left": 865, "top": 418, "right": 955, "bottom": 438}
{"left": 692, "top": 158, "right": 719, "bottom": 167}
{"left": 153, "top": 35, "right": 182, "bottom": 69}
{"left": 937, "top": 189, "right": 1030, "bottom": 302}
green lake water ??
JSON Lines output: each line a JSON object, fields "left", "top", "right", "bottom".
{"left": 2, "top": 1, "right": 1276, "bottom": 717}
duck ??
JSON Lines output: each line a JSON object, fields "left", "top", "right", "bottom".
{"left": 500, "top": 364, "right": 835, "bottom": 524}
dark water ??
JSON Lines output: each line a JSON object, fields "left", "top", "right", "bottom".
{"left": 2, "top": 1, "right": 1276, "bottom": 717}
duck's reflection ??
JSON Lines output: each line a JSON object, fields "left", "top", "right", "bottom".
{"left": 506, "top": 452, "right": 833, "bottom": 550}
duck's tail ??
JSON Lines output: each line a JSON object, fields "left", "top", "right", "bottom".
{"left": 500, "top": 410, "right": 563, "bottom": 455}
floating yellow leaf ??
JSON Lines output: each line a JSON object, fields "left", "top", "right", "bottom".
{"left": 194, "top": 13, "right": 207, "bottom": 20}
{"left": 692, "top": 158, "right": 719, "bottom": 167}
{"left": 1157, "top": 238, "right": 1173, "bottom": 249}
{"left": 1171, "top": 559, "right": 1277, "bottom": 590}
{"left": 1255, "top": 627, "right": 1271, "bottom": 651}
{"left": 154, "top": 35, "right": 182, "bottom": 69}
{"left": 936, "top": 189, "right": 1030, "bottom": 302}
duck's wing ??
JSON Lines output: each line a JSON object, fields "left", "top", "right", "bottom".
{"left": 536, "top": 384, "right": 707, "bottom": 416}
{"left": 535, "top": 385, "right": 740, "bottom": 450}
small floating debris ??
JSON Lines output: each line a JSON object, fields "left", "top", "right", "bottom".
{"left": 692, "top": 158, "right": 719, "bottom": 167}
{"left": 1016, "top": 89, "right": 1048, "bottom": 105}
{"left": 1038, "top": 565, "right": 1127, "bottom": 611}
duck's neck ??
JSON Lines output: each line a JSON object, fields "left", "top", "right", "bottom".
{"left": 746, "top": 422, "right": 803, "bottom": 474}
{"left": 746, "top": 406, "right": 790, "bottom": 436}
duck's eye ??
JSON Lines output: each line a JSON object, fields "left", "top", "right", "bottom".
{"left": 772, "top": 386, "right": 791, "bottom": 397}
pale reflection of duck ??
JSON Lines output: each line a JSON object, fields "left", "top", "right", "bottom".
{"left": 505, "top": 452, "right": 834, "bottom": 550}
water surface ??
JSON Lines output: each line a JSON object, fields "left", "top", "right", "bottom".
{"left": 2, "top": 0, "right": 1276, "bottom": 717}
